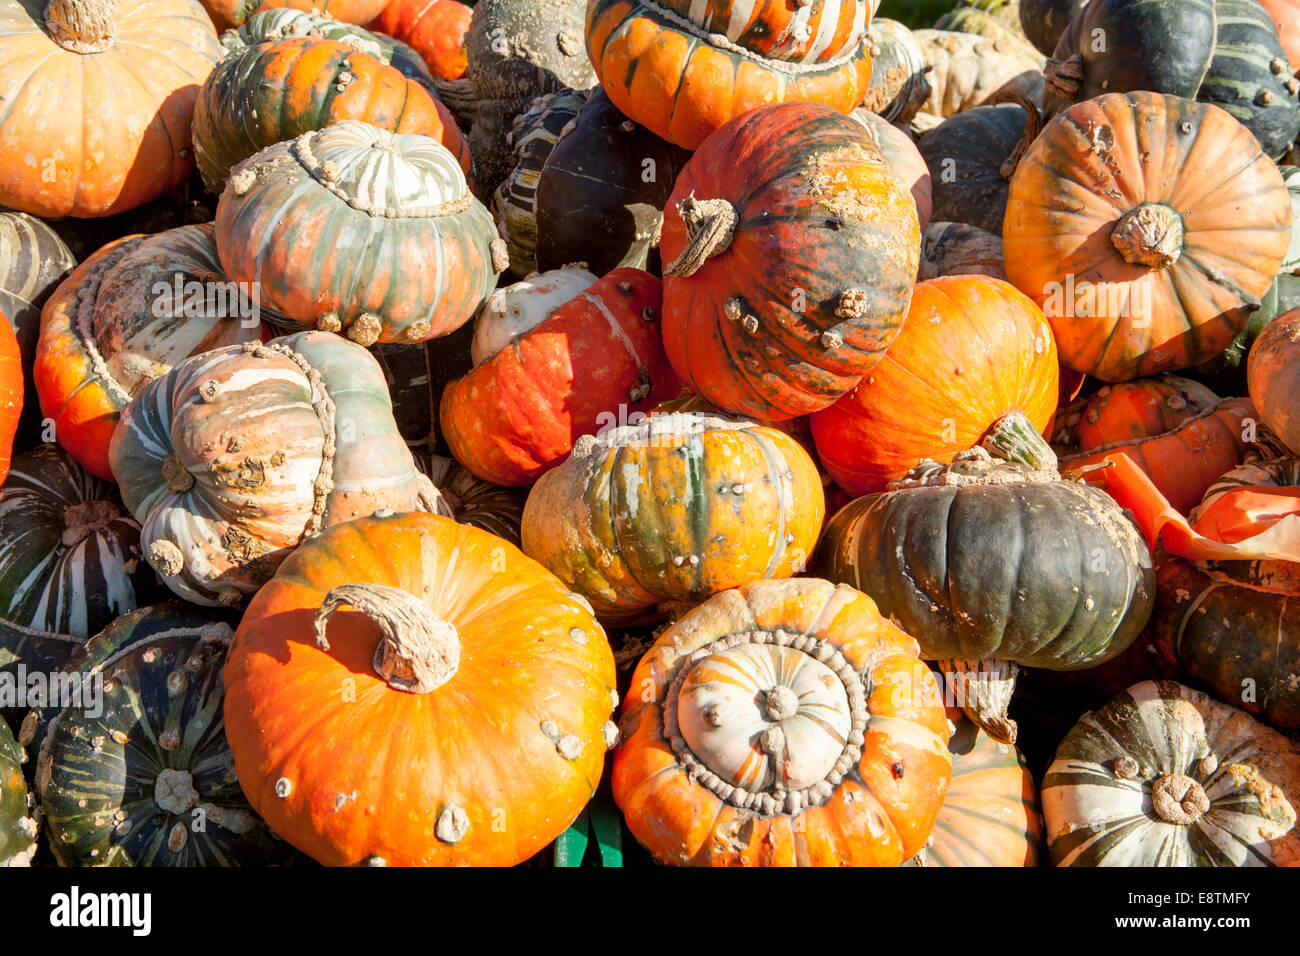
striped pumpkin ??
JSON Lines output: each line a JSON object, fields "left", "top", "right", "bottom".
{"left": 1043, "top": 680, "right": 1300, "bottom": 866}
{"left": 584, "top": 0, "right": 874, "bottom": 150}
{"left": 192, "top": 36, "right": 470, "bottom": 195}
{"left": 521, "top": 412, "right": 826, "bottom": 625}
{"left": 860, "top": 18, "right": 931, "bottom": 125}
{"left": 215, "top": 122, "right": 501, "bottom": 347}
{"left": 107, "top": 331, "right": 440, "bottom": 607}
{"left": 201, "top": 0, "right": 388, "bottom": 31}
{"left": 654, "top": 0, "right": 874, "bottom": 62}
{"left": 0, "top": 719, "right": 34, "bottom": 866}
{"left": 415, "top": 452, "right": 529, "bottom": 546}
{"left": 35, "top": 225, "right": 267, "bottom": 482}
{"left": 469, "top": 265, "right": 598, "bottom": 367}
{"left": 33, "top": 605, "right": 290, "bottom": 866}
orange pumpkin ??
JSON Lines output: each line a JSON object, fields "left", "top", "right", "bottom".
{"left": 613, "top": 577, "right": 952, "bottom": 866}
{"left": 224, "top": 512, "right": 618, "bottom": 866}
{"left": 371, "top": 0, "right": 471, "bottom": 80}
{"left": 1004, "top": 91, "right": 1292, "bottom": 382}
{"left": 811, "top": 275, "right": 1059, "bottom": 496}
{"left": 0, "top": 311, "right": 20, "bottom": 485}
{"left": 1248, "top": 308, "right": 1300, "bottom": 456}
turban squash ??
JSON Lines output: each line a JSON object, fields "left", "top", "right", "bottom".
{"left": 1004, "top": 91, "right": 1292, "bottom": 383}
{"left": 0, "top": 0, "right": 223, "bottom": 218}
{"left": 370, "top": 0, "right": 471, "bottom": 80}
{"left": 660, "top": 102, "right": 920, "bottom": 423}
{"left": 613, "top": 577, "right": 953, "bottom": 866}
{"left": 224, "top": 512, "right": 619, "bottom": 866}
{"left": 468, "top": 265, "right": 597, "bottom": 367}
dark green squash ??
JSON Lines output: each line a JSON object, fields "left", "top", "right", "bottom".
{"left": 534, "top": 89, "right": 693, "bottom": 276}
{"left": 34, "top": 610, "right": 289, "bottom": 866}
{"left": 0, "top": 718, "right": 35, "bottom": 867}
{"left": 1019, "top": 0, "right": 1090, "bottom": 55}
{"left": 919, "top": 100, "right": 1035, "bottom": 233}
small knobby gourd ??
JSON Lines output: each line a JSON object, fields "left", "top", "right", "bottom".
{"left": 911, "top": 28, "right": 1044, "bottom": 119}
{"left": 811, "top": 275, "right": 1059, "bottom": 495}
{"left": 107, "top": 331, "right": 441, "bottom": 607}
{"left": 521, "top": 411, "right": 826, "bottom": 625}
{"left": 1043, "top": 680, "right": 1300, "bottom": 866}
{"left": 584, "top": 0, "right": 874, "bottom": 149}
{"left": 814, "top": 413, "right": 1156, "bottom": 743}
{"left": 224, "top": 513, "right": 619, "bottom": 867}
{"left": 216, "top": 121, "right": 502, "bottom": 347}
{"left": 35, "top": 225, "right": 267, "bottom": 482}
{"left": 0, "top": 0, "right": 223, "bottom": 218}
{"left": 1248, "top": 308, "right": 1300, "bottom": 456}
{"left": 1004, "top": 90, "right": 1292, "bottom": 383}
{"left": 370, "top": 0, "right": 471, "bottom": 80}
{"left": 1053, "top": 376, "right": 1258, "bottom": 515}
{"left": 860, "top": 18, "right": 932, "bottom": 126}
{"left": 614, "top": 577, "right": 953, "bottom": 866}
{"left": 439, "top": 268, "right": 680, "bottom": 486}
{"left": 469, "top": 265, "right": 597, "bottom": 366}
{"left": 32, "top": 603, "right": 291, "bottom": 866}
{"left": 414, "top": 452, "right": 529, "bottom": 546}
{"left": 661, "top": 102, "right": 920, "bottom": 423}
{"left": 0, "top": 719, "right": 35, "bottom": 867}
{"left": 851, "top": 109, "right": 933, "bottom": 233}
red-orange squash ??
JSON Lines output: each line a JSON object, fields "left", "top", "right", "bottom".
{"left": 811, "top": 275, "right": 1059, "bottom": 496}
{"left": 0, "top": 312, "right": 20, "bottom": 486}
{"left": 224, "top": 512, "right": 618, "bottom": 866}
{"left": 371, "top": 0, "right": 471, "bottom": 80}
{"left": 613, "top": 577, "right": 952, "bottom": 866}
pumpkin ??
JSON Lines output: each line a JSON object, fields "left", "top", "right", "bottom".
{"left": 0, "top": 719, "right": 35, "bottom": 866}
{"left": 1052, "top": 377, "right": 1257, "bottom": 515}
{"left": 440, "top": 268, "right": 679, "bottom": 486}
{"left": 224, "top": 512, "right": 618, "bottom": 866}
{"left": 415, "top": 452, "right": 529, "bottom": 545}
{"left": 934, "top": 4, "right": 1029, "bottom": 43}
{"left": 648, "top": 388, "right": 820, "bottom": 460}
{"left": 1248, "top": 308, "right": 1300, "bottom": 455}
{"left": 1019, "top": 0, "right": 1089, "bottom": 55}
{"left": 918, "top": 221, "right": 1006, "bottom": 280}
{"left": 1259, "top": 0, "right": 1300, "bottom": 67}
{"left": 810, "top": 276, "right": 1059, "bottom": 496}
{"left": 34, "top": 605, "right": 290, "bottom": 866}
{"left": 652, "top": 0, "right": 873, "bottom": 62}
{"left": 469, "top": 265, "right": 597, "bottom": 366}
{"left": 1004, "top": 91, "right": 1292, "bottom": 383}
{"left": 814, "top": 415, "right": 1156, "bottom": 742}
{"left": 906, "top": 706, "right": 1041, "bottom": 866}
{"left": 911, "top": 28, "right": 1044, "bottom": 120}
{"left": 613, "top": 577, "right": 952, "bottom": 866}
{"left": 108, "top": 331, "right": 440, "bottom": 607}
{"left": 371, "top": 0, "right": 471, "bottom": 80}
{"left": 0, "top": 211, "right": 75, "bottom": 451}
{"left": 661, "top": 102, "right": 920, "bottom": 423}
{"left": 1043, "top": 680, "right": 1300, "bottom": 865}
{"left": 0, "top": 0, "right": 223, "bottom": 218}
{"left": 215, "top": 122, "right": 501, "bottom": 348}
{"left": 851, "top": 109, "right": 932, "bottom": 232}
{"left": 0, "top": 313, "right": 17, "bottom": 487}
{"left": 521, "top": 412, "right": 826, "bottom": 625}
{"left": 201, "top": 0, "right": 388, "bottom": 31}
{"left": 34, "top": 225, "right": 267, "bottom": 482}
{"left": 534, "top": 88, "right": 695, "bottom": 276}
{"left": 1188, "top": 456, "right": 1300, "bottom": 591}
{"left": 860, "top": 18, "right": 931, "bottom": 126}
{"left": 492, "top": 89, "right": 591, "bottom": 277}
{"left": 192, "top": 36, "right": 470, "bottom": 195}
{"left": 584, "top": 0, "right": 874, "bottom": 150}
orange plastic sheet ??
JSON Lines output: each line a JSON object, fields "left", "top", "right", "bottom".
{"left": 1097, "top": 454, "right": 1300, "bottom": 563}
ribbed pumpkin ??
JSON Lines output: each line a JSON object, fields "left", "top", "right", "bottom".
{"left": 811, "top": 276, "right": 1059, "bottom": 496}
{"left": 1259, "top": 0, "right": 1300, "bottom": 67}
{"left": 534, "top": 88, "right": 695, "bottom": 276}
{"left": 224, "top": 512, "right": 618, "bottom": 866}
{"left": 415, "top": 452, "right": 529, "bottom": 545}
{"left": 440, "top": 268, "right": 679, "bottom": 486}
{"left": 613, "top": 577, "right": 953, "bottom": 866}
{"left": 32, "top": 603, "right": 291, "bottom": 866}
{"left": 35, "top": 225, "right": 267, "bottom": 482}
{"left": 0, "top": 719, "right": 35, "bottom": 866}
{"left": 108, "top": 331, "right": 440, "bottom": 607}
{"left": 1004, "top": 91, "right": 1292, "bottom": 383}
{"left": 911, "top": 28, "right": 1044, "bottom": 119}
{"left": 201, "top": 0, "right": 388, "bottom": 31}
{"left": 1053, "top": 377, "right": 1257, "bottom": 515}
{"left": 371, "top": 0, "right": 471, "bottom": 80}
{"left": 521, "top": 412, "right": 826, "bottom": 625}
{"left": 1043, "top": 680, "right": 1300, "bottom": 866}
{"left": 215, "top": 122, "right": 501, "bottom": 347}
{"left": 851, "top": 109, "right": 932, "bottom": 232}
{"left": 584, "top": 0, "right": 874, "bottom": 150}
{"left": 661, "top": 102, "right": 919, "bottom": 423}
{"left": 918, "top": 221, "right": 1006, "bottom": 280}
{"left": 1248, "top": 309, "right": 1300, "bottom": 455}
{"left": 0, "top": 0, "right": 223, "bottom": 218}
{"left": 860, "top": 18, "right": 931, "bottom": 125}
{"left": 468, "top": 266, "right": 597, "bottom": 367}
{"left": 192, "top": 36, "right": 469, "bottom": 196}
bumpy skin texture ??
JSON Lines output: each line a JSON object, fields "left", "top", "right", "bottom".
{"left": 1004, "top": 91, "right": 1291, "bottom": 383}
{"left": 585, "top": 0, "right": 874, "bottom": 150}
{"left": 521, "top": 413, "right": 826, "bottom": 625}
{"left": 224, "top": 513, "right": 618, "bottom": 867}
{"left": 1259, "top": 0, "right": 1300, "bottom": 68}
{"left": 440, "top": 268, "right": 680, "bottom": 486}
{"left": 811, "top": 276, "right": 1058, "bottom": 495}
{"left": 466, "top": 0, "right": 598, "bottom": 101}
{"left": 661, "top": 102, "right": 919, "bottom": 423}
{"left": 613, "top": 577, "right": 952, "bottom": 866}
{"left": 372, "top": 0, "right": 471, "bottom": 80}
{"left": 1042, "top": 680, "right": 1300, "bottom": 866}
{"left": 859, "top": 18, "right": 931, "bottom": 125}
{"left": 851, "top": 109, "right": 932, "bottom": 232}
{"left": 912, "top": 28, "right": 1044, "bottom": 118}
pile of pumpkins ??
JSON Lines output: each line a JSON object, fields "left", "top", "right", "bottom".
{"left": 0, "top": 0, "right": 1298, "bottom": 868}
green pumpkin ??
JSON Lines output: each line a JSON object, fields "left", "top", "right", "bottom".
{"left": 34, "top": 609, "right": 290, "bottom": 866}
{"left": 0, "top": 718, "right": 35, "bottom": 867}
{"left": 918, "top": 102, "right": 1033, "bottom": 233}
{"left": 1019, "top": 0, "right": 1090, "bottom": 55}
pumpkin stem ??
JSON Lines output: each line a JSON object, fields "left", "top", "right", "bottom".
{"left": 314, "top": 583, "right": 460, "bottom": 694}
{"left": 1110, "top": 202, "right": 1185, "bottom": 269}
{"left": 991, "top": 89, "right": 1043, "bottom": 181}
{"left": 981, "top": 412, "right": 1058, "bottom": 471}
{"left": 939, "top": 659, "right": 1019, "bottom": 745}
{"left": 663, "top": 195, "right": 737, "bottom": 278}
{"left": 1043, "top": 53, "right": 1083, "bottom": 105}
{"left": 45, "top": 0, "right": 116, "bottom": 53}
{"left": 60, "top": 498, "right": 121, "bottom": 547}
{"left": 1150, "top": 773, "right": 1210, "bottom": 825}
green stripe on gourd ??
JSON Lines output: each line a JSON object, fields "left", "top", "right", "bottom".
{"left": 0, "top": 718, "right": 35, "bottom": 866}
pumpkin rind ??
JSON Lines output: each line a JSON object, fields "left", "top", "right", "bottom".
{"left": 371, "top": 0, "right": 471, "bottom": 80}
{"left": 1019, "top": 0, "right": 1089, "bottom": 55}
{"left": 851, "top": 109, "right": 932, "bottom": 232}
{"left": 469, "top": 266, "right": 597, "bottom": 366}
{"left": 1248, "top": 308, "right": 1300, "bottom": 455}
{"left": 912, "top": 28, "right": 1044, "bottom": 119}
{"left": 203, "top": 0, "right": 388, "bottom": 31}
{"left": 918, "top": 101, "right": 1029, "bottom": 234}
{"left": 0, "top": 719, "right": 35, "bottom": 866}
{"left": 859, "top": 18, "right": 931, "bottom": 125}
{"left": 0, "top": 313, "right": 17, "bottom": 487}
